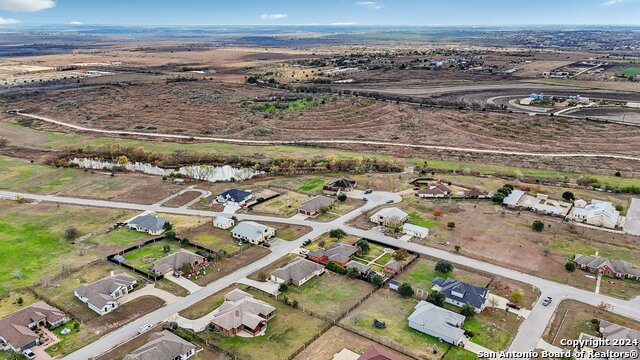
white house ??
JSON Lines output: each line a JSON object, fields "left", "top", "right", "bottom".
{"left": 213, "top": 216, "right": 235, "bottom": 229}
{"left": 73, "top": 272, "right": 137, "bottom": 315}
{"left": 231, "top": 221, "right": 275, "bottom": 244}
{"left": 402, "top": 223, "right": 428, "bottom": 238}
{"left": 567, "top": 199, "right": 621, "bottom": 229}
{"left": 369, "top": 207, "right": 408, "bottom": 226}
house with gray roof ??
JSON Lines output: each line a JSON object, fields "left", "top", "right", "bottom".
{"left": 408, "top": 301, "right": 466, "bottom": 346}
{"left": 383, "top": 260, "right": 403, "bottom": 275}
{"left": 567, "top": 199, "right": 622, "bottom": 229}
{"left": 402, "top": 223, "right": 428, "bottom": 238}
{"left": 502, "top": 189, "right": 525, "bottom": 207}
{"left": 217, "top": 189, "right": 252, "bottom": 205}
{"left": 322, "top": 178, "right": 356, "bottom": 195}
{"left": 574, "top": 254, "right": 640, "bottom": 280}
{"left": 123, "top": 330, "right": 197, "bottom": 360}
{"left": 308, "top": 241, "right": 358, "bottom": 267}
{"left": 298, "top": 195, "right": 336, "bottom": 216}
{"left": 369, "top": 207, "right": 408, "bottom": 226}
{"left": 432, "top": 277, "right": 489, "bottom": 312}
{"left": 149, "top": 249, "right": 207, "bottom": 276}
{"left": 231, "top": 221, "right": 275, "bottom": 245}
{"left": 74, "top": 272, "right": 137, "bottom": 315}
{"left": 595, "top": 320, "right": 640, "bottom": 355}
{"left": 269, "top": 257, "right": 325, "bottom": 286}
{"left": 0, "top": 301, "right": 67, "bottom": 352}
{"left": 210, "top": 289, "right": 276, "bottom": 337}
{"left": 128, "top": 213, "right": 170, "bottom": 235}
{"left": 346, "top": 260, "right": 371, "bottom": 278}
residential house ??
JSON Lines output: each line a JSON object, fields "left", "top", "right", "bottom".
{"left": 123, "top": 330, "right": 197, "bottom": 360}
{"left": 231, "top": 221, "right": 275, "bottom": 245}
{"left": 502, "top": 189, "right": 525, "bottom": 207}
{"left": 418, "top": 183, "right": 452, "bottom": 198}
{"left": 432, "top": 277, "right": 489, "bottom": 312}
{"left": 0, "top": 301, "right": 67, "bottom": 352}
{"left": 567, "top": 199, "right": 622, "bottom": 229}
{"left": 128, "top": 213, "right": 170, "bottom": 235}
{"left": 574, "top": 199, "right": 588, "bottom": 208}
{"left": 74, "top": 272, "right": 137, "bottom": 315}
{"left": 213, "top": 216, "right": 235, "bottom": 229}
{"left": 210, "top": 289, "right": 276, "bottom": 336}
{"left": 369, "top": 207, "right": 408, "bottom": 226}
{"left": 594, "top": 321, "right": 640, "bottom": 356}
{"left": 217, "top": 189, "right": 252, "bottom": 206}
{"left": 402, "top": 223, "right": 428, "bottom": 238}
{"left": 322, "top": 178, "right": 357, "bottom": 195}
{"left": 407, "top": 301, "right": 466, "bottom": 346}
{"left": 269, "top": 257, "right": 325, "bottom": 286}
{"left": 383, "top": 260, "right": 403, "bottom": 275}
{"left": 357, "top": 345, "right": 403, "bottom": 360}
{"left": 149, "top": 249, "right": 207, "bottom": 276}
{"left": 574, "top": 254, "right": 640, "bottom": 280}
{"left": 308, "top": 242, "right": 358, "bottom": 267}
{"left": 298, "top": 195, "right": 336, "bottom": 216}
{"left": 346, "top": 260, "right": 371, "bottom": 278}
{"left": 464, "top": 188, "right": 487, "bottom": 199}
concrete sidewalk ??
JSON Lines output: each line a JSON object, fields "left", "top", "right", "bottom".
{"left": 164, "top": 275, "right": 203, "bottom": 294}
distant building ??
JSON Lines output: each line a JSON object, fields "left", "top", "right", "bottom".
{"left": 464, "top": 188, "right": 488, "bottom": 199}
{"left": 383, "top": 260, "right": 403, "bottom": 275}
{"left": 123, "top": 330, "right": 197, "bottom": 360}
{"left": 567, "top": 199, "right": 621, "bottom": 229}
{"left": 149, "top": 249, "right": 207, "bottom": 276}
{"left": 213, "top": 216, "right": 235, "bottom": 229}
{"left": 357, "top": 345, "right": 403, "bottom": 360}
{"left": 529, "top": 93, "right": 544, "bottom": 100}
{"left": 407, "top": 301, "right": 465, "bottom": 346}
{"left": 74, "top": 272, "right": 137, "bottom": 315}
{"left": 308, "top": 242, "right": 358, "bottom": 267}
{"left": 231, "top": 221, "right": 275, "bottom": 244}
{"left": 128, "top": 213, "right": 170, "bottom": 235}
{"left": 502, "top": 189, "right": 525, "bottom": 207}
{"left": 322, "top": 178, "right": 356, "bottom": 195}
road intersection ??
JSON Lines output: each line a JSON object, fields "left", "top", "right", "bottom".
{"left": 1, "top": 189, "right": 638, "bottom": 360}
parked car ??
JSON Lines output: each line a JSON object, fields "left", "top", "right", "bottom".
{"left": 386, "top": 199, "right": 394, "bottom": 204}
{"left": 364, "top": 189, "right": 373, "bottom": 194}
{"left": 542, "top": 297, "right": 552, "bottom": 306}
{"left": 373, "top": 319, "right": 386, "bottom": 329}
{"left": 299, "top": 249, "right": 310, "bottom": 256}
{"left": 507, "top": 302, "right": 521, "bottom": 310}
{"left": 262, "top": 241, "right": 271, "bottom": 248}
{"left": 22, "top": 349, "right": 36, "bottom": 360}
{"left": 138, "top": 324, "right": 152, "bottom": 334}
{"left": 302, "top": 239, "right": 312, "bottom": 246}
{"left": 363, "top": 197, "right": 369, "bottom": 202}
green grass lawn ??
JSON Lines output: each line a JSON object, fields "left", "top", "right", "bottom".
{"left": 281, "top": 272, "right": 374, "bottom": 320}
{"left": 358, "top": 242, "right": 387, "bottom": 262}
{"left": 202, "top": 288, "right": 328, "bottom": 360}
{"left": 397, "top": 259, "right": 491, "bottom": 293}
{"left": 297, "top": 178, "right": 326, "bottom": 192}
{"left": 45, "top": 319, "right": 98, "bottom": 357}
{"left": 0, "top": 155, "right": 82, "bottom": 194}
{"left": 122, "top": 239, "right": 194, "bottom": 271}
{"left": 374, "top": 252, "right": 394, "bottom": 266}
{"left": 623, "top": 67, "right": 640, "bottom": 77}
{"left": 463, "top": 315, "right": 513, "bottom": 351}
{"left": 0, "top": 201, "right": 132, "bottom": 296}
{"left": 190, "top": 232, "right": 242, "bottom": 254}
{"left": 442, "top": 346, "right": 477, "bottom": 360}
{"left": 89, "top": 228, "right": 150, "bottom": 248}
{"left": 407, "top": 212, "right": 440, "bottom": 229}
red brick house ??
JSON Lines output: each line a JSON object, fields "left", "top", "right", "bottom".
{"left": 574, "top": 254, "right": 640, "bottom": 280}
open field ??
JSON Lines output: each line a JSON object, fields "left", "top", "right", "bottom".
{"left": 543, "top": 300, "right": 640, "bottom": 349}
{"left": 0, "top": 290, "right": 38, "bottom": 318}
{"left": 250, "top": 191, "right": 309, "bottom": 217}
{"left": 199, "top": 287, "right": 328, "bottom": 360}
{"left": 312, "top": 197, "right": 365, "bottom": 222}
{"left": 261, "top": 221, "right": 313, "bottom": 241}
{"left": 294, "top": 326, "right": 412, "bottom": 360}
{"left": 193, "top": 246, "right": 270, "bottom": 286}
{"left": 179, "top": 223, "right": 246, "bottom": 254}
{"left": 0, "top": 200, "right": 136, "bottom": 296}
{"left": 281, "top": 272, "right": 374, "bottom": 321}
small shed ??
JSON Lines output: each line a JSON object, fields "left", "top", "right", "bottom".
{"left": 388, "top": 279, "right": 400, "bottom": 291}
{"left": 213, "top": 216, "right": 235, "bottom": 229}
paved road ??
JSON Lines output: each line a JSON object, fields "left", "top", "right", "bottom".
{"left": 13, "top": 111, "right": 640, "bottom": 162}
{"left": 1, "top": 190, "right": 638, "bottom": 359}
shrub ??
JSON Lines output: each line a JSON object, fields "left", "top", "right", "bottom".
{"left": 447, "top": 222, "right": 456, "bottom": 230}
{"left": 357, "top": 239, "right": 370, "bottom": 254}
{"left": 346, "top": 267, "right": 360, "bottom": 279}
{"left": 398, "top": 283, "right": 415, "bottom": 298}
{"left": 511, "top": 290, "right": 523, "bottom": 303}
{"left": 460, "top": 304, "right": 476, "bottom": 317}
{"left": 371, "top": 274, "right": 384, "bottom": 288}
{"left": 426, "top": 291, "right": 445, "bottom": 307}
{"left": 562, "top": 191, "right": 575, "bottom": 201}
{"left": 565, "top": 262, "right": 576, "bottom": 272}
{"left": 329, "top": 229, "right": 347, "bottom": 239}
{"left": 279, "top": 283, "right": 289, "bottom": 292}
{"left": 393, "top": 249, "right": 408, "bottom": 261}
{"left": 454, "top": 245, "right": 461, "bottom": 252}
{"left": 337, "top": 193, "right": 347, "bottom": 202}
{"left": 64, "top": 227, "right": 79, "bottom": 241}
{"left": 16, "top": 297, "right": 23, "bottom": 306}
{"left": 326, "top": 261, "right": 347, "bottom": 275}
{"left": 532, "top": 220, "right": 545, "bottom": 232}
{"left": 435, "top": 260, "right": 453, "bottom": 274}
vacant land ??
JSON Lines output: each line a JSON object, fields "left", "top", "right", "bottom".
{"left": 194, "top": 246, "right": 270, "bottom": 286}
{"left": 200, "top": 288, "right": 328, "bottom": 360}
{"left": 312, "top": 198, "right": 365, "bottom": 222}
{"left": 261, "top": 221, "right": 313, "bottom": 241}
{"left": 543, "top": 300, "right": 640, "bottom": 348}
{"left": 180, "top": 223, "right": 246, "bottom": 254}
{"left": 397, "top": 258, "right": 491, "bottom": 293}
{"left": 0, "top": 200, "right": 135, "bottom": 296}
{"left": 0, "top": 290, "right": 38, "bottom": 318}
{"left": 251, "top": 191, "right": 309, "bottom": 217}
{"left": 281, "top": 272, "right": 374, "bottom": 320}
{"left": 294, "top": 326, "right": 412, "bottom": 360}
{"left": 88, "top": 228, "right": 151, "bottom": 250}
{"left": 178, "top": 285, "right": 235, "bottom": 320}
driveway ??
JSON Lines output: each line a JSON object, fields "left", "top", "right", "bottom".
{"left": 163, "top": 275, "right": 203, "bottom": 294}
{"left": 623, "top": 197, "right": 640, "bottom": 236}
{"left": 487, "top": 294, "right": 531, "bottom": 319}
{"left": 236, "top": 278, "right": 281, "bottom": 296}
{"left": 121, "top": 284, "right": 180, "bottom": 305}
{"left": 461, "top": 338, "right": 494, "bottom": 356}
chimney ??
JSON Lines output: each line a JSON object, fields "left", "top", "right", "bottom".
{"left": 235, "top": 309, "right": 240, "bottom": 318}
{"left": 110, "top": 270, "right": 115, "bottom": 277}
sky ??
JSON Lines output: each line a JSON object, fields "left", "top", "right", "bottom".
{"left": 0, "top": 0, "right": 639, "bottom": 26}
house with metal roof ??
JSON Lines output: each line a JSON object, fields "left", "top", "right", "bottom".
{"left": 502, "top": 189, "right": 525, "bottom": 207}
{"left": 0, "top": 301, "right": 67, "bottom": 352}
{"left": 567, "top": 199, "right": 622, "bottom": 229}
{"left": 210, "top": 289, "right": 276, "bottom": 337}
{"left": 432, "top": 277, "right": 489, "bottom": 312}
{"left": 298, "top": 195, "right": 336, "bottom": 216}
{"left": 369, "top": 207, "right": 408, "bottom": 226}
{"left": 123, "top": 330, "right": 197, "bottom": 360}
{"left": 213, "top": 215, "right": 235, "bottom": 229}
{"left": 269, "top": 257, "right": 325, "bottom": 286}
{"left": 407, "top": 301, "right": 466, "bottom": 346}
{"left": 231, "top": 221, "right": 275, "bottom": 244}
{"left": 128, "top": 213, "right": 170, "bottom": 235}
{"left": 74, "top": 272, "right": 137, "bottom": 315}
{"left": 402, "top": 223, "right": 428, "bottom": 238}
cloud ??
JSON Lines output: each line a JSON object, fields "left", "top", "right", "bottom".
{"left": 600, "top": 0, "right": 627, "bottom": 5}
{"left": 0, "top": 16, "right": 20, "bottom": 24}
{"left": 357, "top": 1, "right": 382, "bottom": 9}
{"left": 0, "top": 0, "right": 55, "bottom": 12}
{"left": 330, "top": 22, "right": 359, "bottom": 25}
{"left": 260, "top": 13, "right": 287, "bottom": 20}
{"left": 69, "top": 21, "right": 82, "bottom": 25}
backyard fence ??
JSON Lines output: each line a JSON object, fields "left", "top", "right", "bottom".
{"left": 338, "top": 323, "right": 432, "bottom": 359}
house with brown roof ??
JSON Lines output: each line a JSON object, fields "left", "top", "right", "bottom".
{"left": 464, "top": 188, "right": 487, "bottom": 199}
{"left": 149, "top": 249, "right": 207, "bottom": 276}
{"left": 358, "top": 344, "right": 403, "bottom": 360}
{"left": 0, "top": 301, "right": 67, "bottom": 352}
{"left": 210, "top": 289, "right": 276, "bottom": 337}
{"left": 123, "top": 330, "right": 197, "bottom": 360}
{"left": 418, "top": 183, "right": 452, "bottom": 198}
{"left": 269, "top": 257, "right": 325, "bottom": 286}
{"left": 323, "top": 178, "right": 357, "bottom": 195}
{"left": 298, "top": 195, "right": 336, "bottom": 216}
{"left": 574, "top": 254, "right": 640, "bottom": 280}
{"left": 74, "top": 272, "right": 137, "bottom": 315}
{"left": 308, "top": 242, "right": 358, "bottom": 267}
{"left": 383, "top": 260, "right": 403, "bottom": 275}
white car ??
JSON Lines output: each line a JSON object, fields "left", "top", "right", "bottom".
{"left": 299, "top": 249, "right": 310, "bottom": 256}
{"left": 138, "top": 323, "right": 152, "bottom": 334}
{"left": 22, "top": 349, "right": 36, "bottom": 359}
